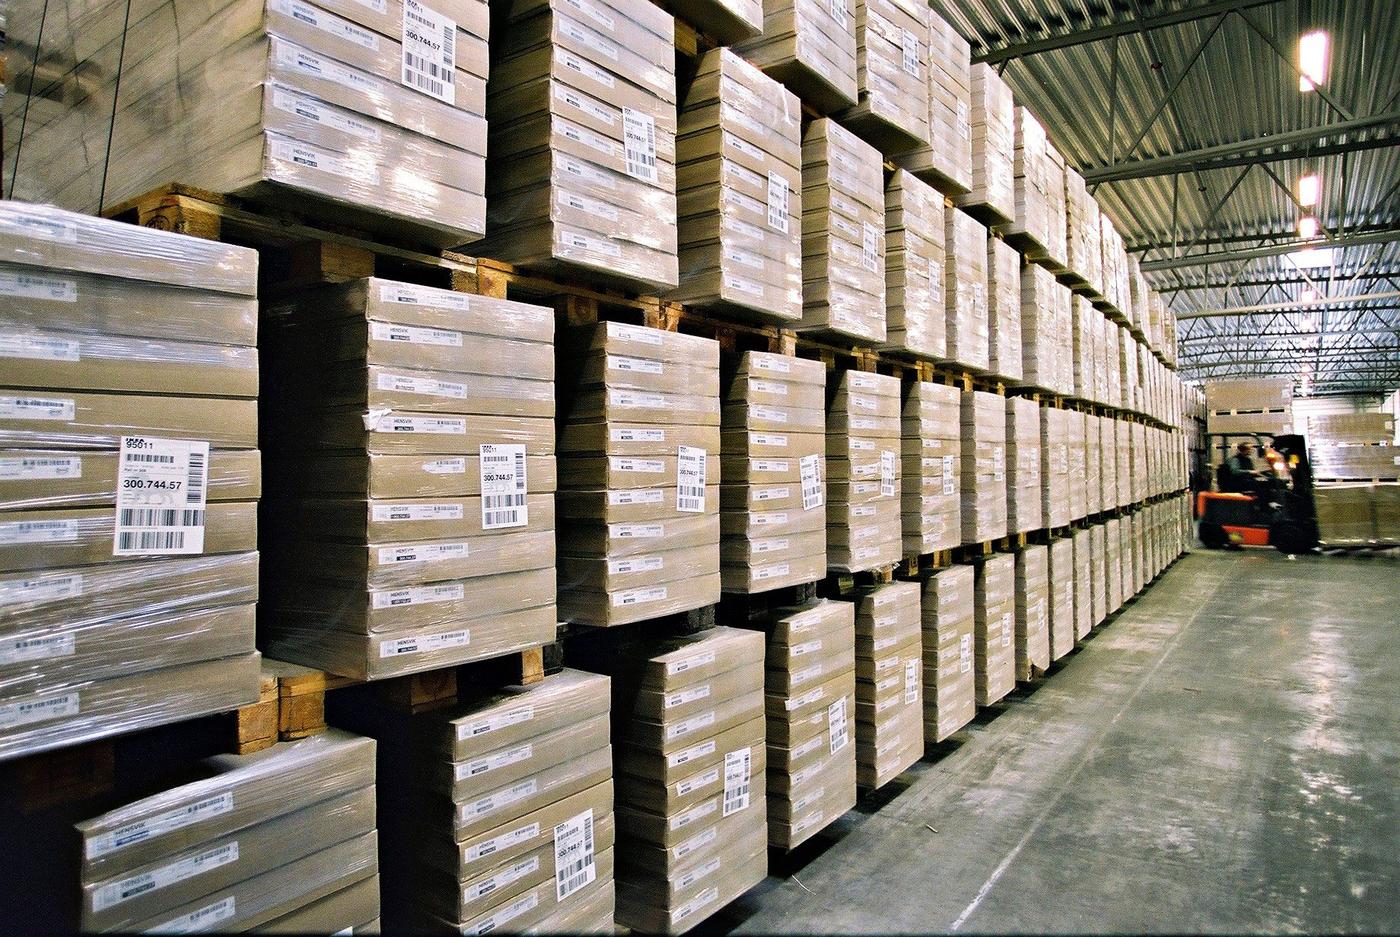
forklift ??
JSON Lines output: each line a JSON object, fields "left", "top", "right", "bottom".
{"left": 1195, "top": 432, "right": 1320, "bottom": 554}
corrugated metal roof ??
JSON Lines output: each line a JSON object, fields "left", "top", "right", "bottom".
{"left": 934, "top": 0, "right": 1400, "bottom": 393}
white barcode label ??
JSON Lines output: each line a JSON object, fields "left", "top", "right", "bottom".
{"left": 672, "top": 886, "right": 720, "bottom": 925}
{"left": 466, "top": 821, "right": 540, "bottom": 861}
{"left": 993, "top": 446, "right": 1005, "bottom": 482}
{"left": 0, "top": 691, "right": 78, "bottom": 729}
{"left": 677, "top": 766, "right": 721, "bottom": 797}
{"left": 880, "top": 450, "right": 896, "bottom": 497}
{"left": 673, "top": 826, "right": 718, "bottom": 861}
{"left": 0, "top": 396, "right": 74, "bottom": 420}
{"left": 752, "top": 537, "right": 789, "bottom": 554}
{"left": 607, "top": 489, "right": 664, "bottom": 506}
{"left": 424, "top": 458, "right": 466, "bottom": 474}
{"left": 553, "top": 809, "right": 596, "bottom": 901}
{"left": 613, "top": 585, "right": 667, "bottom": 607}
{"left": 377, "top": 542, "right": 468, "bottom": 564}
{"left": 608, "top": 555, "right": 663, "bottom": 575}
{"left": 469, "top": 892, "right": 538, "bottom": 936}
{"left": 112, "top": 437, "right": 208, "bottom": 556}
{"left": 465, "top": 856, "right": 539, "bottom": 903}
{"left": 753, "top": 512, "right": 788, "bottom": 526}
{"left": 0, "top": 271, "right": 78, "bottom": 304}
{"left": 751, "top": 432, "right": 788, "bottom": 447}
{"left": 862, "top": 223, "right": 880, "bottom": 273}
{"left": 722, "top": 747, "right": 752, "bottom": 816}
{"left": 828, "top": 697, "right": 849, "bottom": 753}
{"left": 461, "top": 778, "right": 537, "bottom": 820}
{"left": 93, "top": 842, "right": 239, "bottom": 912}
{"left": 147, "top": 896, "right": 237, "bottom": 935}
{"left": 904, "top": 659, "right": 919, "bottom": 704}
{"left": 667, "top": 710, "right": 715, "bottom": 740}
{"left": 677, "top": 856, "right": 722, "bottom": 892}
{"left": 480, "top": 444, "right": 528, "bottom": 529}
{"left": 371, "top": 503, "right": 463, "bottom": 522}
{"left": 667, "top": 650, "right": 716, "bottom": 676}
{"left": 670, "top": 798, "right": 718, "bottom": 830}
{"left": 666, "top": 684, "right": 711, "bottom": 709}
{"left": 0, "top": 519, "right": 76, "bottom": 544}
{"left": 271, "top": 83, "right": 380, "bottom": 141}
{"left": 677, "top": 446, "right": 706, "bottom": 513}
{"left": 0, "top": 572, "right": 82, "bottom": 606}
{"left": 766, "top": 171, "right": 790, "bottom": 232}
{"left": 0, "top": 631, "right": 74, "bottom": 664}
{"left": 622, "top": 107, "right": 658, "bottom": 182}
{"left": 754, "top": 486, "right": 791, "bottom": 502}
{"left": 607, "top": 354, "right": 662, "bottom": 375}
{"left": 369, "top": 321, "right": 462, "bottom": 346}
{"left": 753, "top": 405, "right": 788, "bottom": 424}
{"left": 829, "top": 0, "right": 848, "bottom": 29}
{"left": 611, "top": 522, "right": 664, "bottom": 539}
{"left": 87, "top": 793, "right": 235, "bottom": 859}
{"left": 752, "top": 459, "right": 791, "bottom": 472}
{"left": 754, "top": 562, "right": 790, "bottom": 581}
{"left": 942, "top": 455, "right": 956, "bottom": 495}
{"left": 370, "top": 583, "right": 464, "bottom": 609}
{"left": 610, "top": 458, "right": 664, "bottom": 473}
{"left": 379, "top": 629, "right": 469, "bottom": 658}
{"left": 377, "top": 282, "right": 470, "bottom": 309}
{"left": 611, "top": 427, "right": 665, "bottom": 442}
{"left": 960, "top": 633, "right": 973, "bottom": 673}
{"left": 799, "top": 454, "right": 824, "bottom": 510}
{"left": 609, "top": 389, "right": 664, "bottom": 408}
{"left": 902, "top": 29, "right": 920, "bottom": 75}
{"left": 668, "top": 739, "right": 716, "bottom": 768}
{"left": 376, "top": 372, "right": 467, "bottom": 399}
{"left": 0, "top": 332, "right": 80, "bottom": 360}
{"left": 401, "top": 0, "right": 456, "bottom": 103}
{"left": 0, "top": 455, "right": 82, "bottom": 481}
{"left": 269, "top": 137, "right": 377, "bottom": 184}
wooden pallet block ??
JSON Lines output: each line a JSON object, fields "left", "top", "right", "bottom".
{"left": 228, "top": 666, "right": 281, "bottom": 755}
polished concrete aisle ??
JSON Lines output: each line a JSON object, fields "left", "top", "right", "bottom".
{"left": 711, "top": 549, "right": 1400, "bottom": 934}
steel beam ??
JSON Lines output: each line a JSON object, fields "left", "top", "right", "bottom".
{"left": 970, "top": 0, "right": 1282, "bottom": 65}
{"left": 1175, "top": 291, "right": 1400, "bottom": 320}
{"left": 1140, "top": 228, "right": 1400, "bottom": 272}
{"left": 1161, "top": 273, "right": 1400, "bottom": 292}
{"left": 1085, "top": 112, "right": 1400, "bottom": 184}
{"left": 1180, "top": 326, "right": 1400, "bottom": 345}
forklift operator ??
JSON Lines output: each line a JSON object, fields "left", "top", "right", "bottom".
{"left": 1221, "top": 442, "right": 1262, "bottom": 494}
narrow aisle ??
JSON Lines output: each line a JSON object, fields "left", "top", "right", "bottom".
{"left": 707, "top": 550, "right": 1400, "bottom": 935}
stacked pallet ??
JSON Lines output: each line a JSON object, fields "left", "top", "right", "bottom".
{"left": 827, "top": 371, "right": 903, "bottom": 572}
{"left": 340, "top": 670, "right": 615, "bottom": 933}
{"left": 896, "top": 8, "right": 972, "bottom": 194}
{"left": 1066, "top": 412, "right": 1087, "bottom": 520}
{"left": 485, "top": 0, "right": 678, "bottom": 288}
{"left": 260, "top": 279, "right": 557, "bottom": 679}
{"left": 799, "top": 119, "right": 888, "bottom": 342}
{"left": 954, "top": 64, "right": 1014, "bottom": 224}
{"left": 1007, "top": 108, "right": 1057, "bottom": 259}
{"left": 1063, "top": 167, "right": 1102, "bottom": 294}
{"left": 1085, "top": 413, "right": 1103, "bottom": 515}
{"left": 971, "top": 555, "right": 1015, "bottom": 706}
{"left": 720, "top": 352, "right": 828, "bottom": 592}
{"left": 1013, "top": 545, "right": 1050, "bottom": 681}
{"left": 77, "top": 731, "right": 378, "bottom": 933}
{"left": 1020, "top": 260, "right": 1071, "bottom": 393}
{"left": 1205, "top": 378, "right": 1293, "bottom": 437}
{"left": 6, "top": 0, "right": 491, "bottom": 246}
{"left": 1089, "top": 524, "right": 1108, "bottom": 628}
{"left": 882, "top": 169, "right": 947, "bottom": 358}
{"left": 1116, "top": 421, "right": 1132, "bottom": 508}
{"left": 900, "top": 382, "right": 961, "bottom": 554}
{"left": 1104, "top": 518, "right": 1123, "bottom": 612}
{"left": 0, "top": 205, "right": 261, "bottom": 761}
{"left": 1308, "top": 414, "right": 1397, "bottom": 479}
{"left": 916, "top": 564, "right": 976, "bottom": 752}
{"left": 841, "top": 0, "right": 931, "bottom": 154}
{"left": 1041, "top": 142, "right": 1070, "bottom": 269}
{"left": 556, "top": 323, "right": 720, "bottom": 626}
{"left": 735, "top": 0, "right": 859, "bottom": 112}
{"left": 1070, "top": 295, "right": 1097, "bottom": 400}
{"left": 945, "top": 209, "right": 990, "bottom": 371}
{"left": 960, "top": 390, "right": 1007, "bottom": 543}
{"left": 1071, "top": 529, "right": 1092, "bottom": 641}
{"left": 1047, "top": 538, "right": 1075, "bottom": 660}
{"left": 672, "top": 49, "right": 804, "bottom": 323}
{"left": 1039, "top": 407, "right": 1071, "bottom": 530}
{"left": 987, "top": 235, "right": 1022, "bottom": 382}
{"left": 1005, "top": 397, "right": 1043, "bottom": 534}
{"left": 852, "top": 582, "right": 922, "bottom": 789}
{"left": 594, "top": 628, "right": 766, "bottom": 934}
{"left": 671, "top": 0, "right": 764, "bottom": 43}
{"left": 758, "top": 600, "right": 857, "bottom": 849}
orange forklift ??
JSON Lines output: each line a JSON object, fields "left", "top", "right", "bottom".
{"left": 1195, "top": 433, "right": 1319, "bottom": 554}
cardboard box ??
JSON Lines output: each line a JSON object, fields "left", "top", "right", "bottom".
{"left": 881, "top": 170, "right": 946, "bottom": 357}
{"left": 1048, "top": 537, "right": 1074, "bottom": 658}
{"left": 943, "top": 208, "right": 988, "bottom": 371}
{"left": 987, "top": 235, "right": 1021, "bottom": 381}
{"left": 972, "top": 554, "right": 1014, "bottom": 705}
{"left": 1013, "top": 545, "right": 1049, "bottom": 680}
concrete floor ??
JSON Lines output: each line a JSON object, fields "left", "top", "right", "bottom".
{"left": 708, "top": 548, "right": 1400, "bottom": 934}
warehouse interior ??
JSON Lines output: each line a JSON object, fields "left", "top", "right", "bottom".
{"left": 0, "top": 0, "right": 1397, "bottom": 932}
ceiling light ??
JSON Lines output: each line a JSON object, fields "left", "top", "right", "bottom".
{"left": 1298, "top": 216, "right": 1319, "bottom": 238}
{"left": 1299, "top": 30, "right": 1329, "bottom": 91}
{"left": 1300, "top": 287, "right": 1319, "bottom": 303}
{"left": 1297, "top": 173, "right": 1320, "bottom": 206}
{"left": 1286, "top": 247, "right": 1335, "bottom": 269}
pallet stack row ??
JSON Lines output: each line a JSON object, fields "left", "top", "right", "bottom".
{"left": 1, "top": 0, "right": 1199, "bottom": 929}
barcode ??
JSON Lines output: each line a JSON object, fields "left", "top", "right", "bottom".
{"left": 483, "top": 493, "right": 526, "bottom": 528}
{"left": 117, "top": 531, "right": 185, "bottom": 551}
{"left": 124, "top": 452, "right": 174, "bottom": 464}
{"left": 557, "top": 815, "right": 594, "bottom": 898}
{"left": 185, "top": 451, "right": 205, "bottom": 504}
{"left": 678, "top": 484, "right": 704, "bottom": 512}
{"left": 623, "top": 108, "right": 657, "bottom": 182}
{"left": 402, "top": 60, "right": 446, "bottom": 98}
{"left": 118, "top": 508, "right": 205, "bottom": 527}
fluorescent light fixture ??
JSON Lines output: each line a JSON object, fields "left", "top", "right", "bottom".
{"left": 1286, "top": 247, "right": 1335, "bottom": 269}
{"left": 1297, "top": 173, "right": 1321, "bottom": 206}
{"left": 1298, "top": 216, "right": 1319, "bottom": 238}
{"left": 1299, "top": 30, "right": 1329, "bottom": 91}
{"left": 1300, "top": 287, "right": 1319, "bottom": 303}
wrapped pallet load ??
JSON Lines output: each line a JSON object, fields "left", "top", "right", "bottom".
{"left": 1047, "top": 537, "right": 1074, "bottom": 660}
{"left": 798, "top": 118, "right": 887, "bottom": 343}
{"left": 672, "top": 49, "right": 804, "bottom": 324}
{"left": 952, "top": 64, "right": 1014, "bottom": 225}
{"left": 1039, "top": 406, "right": 1071, "bottom": 530}
{"left": 0, "top": 204, "right": 262, "bottom": 761}
{"left": 827, "top": 372, "right": 903, "bottom": 572}
{"left": 851, "top": 581, "right": 922, "bottom": 789}
{"left": 896, "top": 9, "right": 972, "bottom": 194}
{"left": 1005, "top": 397, "right": 1042, "bottom": 535}
{"left": 839, "top": 0, "right": 931, "bottom": 155}
{"left": 735, "top": 0, "right": 858, "bottom": 112}
{"left": 4, "top": 0, "right": 491, "bottom": 246}
{"left": 944, "top": 208, "right": 989, "bottom": 371}
{"left": 259, "top": 280, "right": 558, "bottom": 679}
{"left": 483, "top": 0, "right": 679, "bottom": 289}
{"left": 987, "top": 235, "right": 1023, "bottom": 382}
{"left": 1020, "top": 261, "right": 1072, "bottom": 394}
{"left": 1014, "top": 545, "right": 1050, "bottom": 681}
{"left": 960, "top": 390, "right": 1007, "bottom": 543}
{"left": 720, "top": 352, "right": 828, "bottom": 592}
{"left": 921, "top": 565, "right": 976, "bottom": 740}
{"left": 972, "top": 554, "right": 1015, "bottom": 706}
{"left": 901, "top": 382, "right": 961, "bottom": 554}
{"left": 882, "top": 170, "right": 947, "bottom": 359}
{"left": 556, "top": 323, "right": 721, "bottom": 626}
